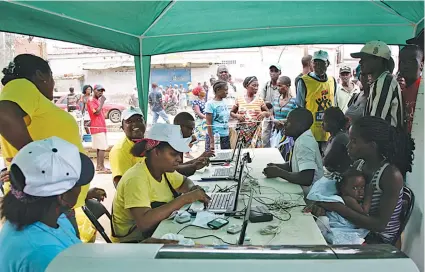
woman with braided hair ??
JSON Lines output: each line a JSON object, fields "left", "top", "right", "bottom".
{"left": 231, "top": 76, "right": 270, "bottom": 148}
{"left": 319, "top": 116, "right": 415, "bottom": 244}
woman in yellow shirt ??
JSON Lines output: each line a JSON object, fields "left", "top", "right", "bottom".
{"left": 0, "top": 54, "right": 105, "bottom": 236}
{"left": 112, "top": 123, "right": 210, "bottom": 243}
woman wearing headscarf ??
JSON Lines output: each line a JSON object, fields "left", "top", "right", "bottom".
{"left": 191, "top": 87, "right": 207, "bottom": 141}
{"left": 230, "top": 76, "right": 270, "bottom": 148}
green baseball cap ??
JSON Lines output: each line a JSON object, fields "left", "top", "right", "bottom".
{"left": 269, "top": 64, "right": 281, "bottom": 71}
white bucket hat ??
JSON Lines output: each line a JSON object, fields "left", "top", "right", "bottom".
{"left": 146, "top": 123, "right": 191, "bottom": 153}
{"left": 9, "top": 137, "right": 94, "bottom": 197}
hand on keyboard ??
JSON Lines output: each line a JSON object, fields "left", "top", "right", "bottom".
{"left": 182, "top": 189, "right": 211, "bottom": 205}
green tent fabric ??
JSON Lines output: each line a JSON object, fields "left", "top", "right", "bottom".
{"left": 0, "top": 0, "right": 423, "bottom": 115}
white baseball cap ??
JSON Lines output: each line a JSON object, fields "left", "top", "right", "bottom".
{"left": 9, "top": 137, "right": 94, "bottom": 197}
{"left": 121, "top": 106, "right": 144, "bottom": 122}
{"left": 146, "top": 123, "right": 191, "bottom": 153}
{"left": 351, "top": 41, "right": 392, "bottom": 60}
{"left": 313, "top": 50, "right": 330, "bottom": 62}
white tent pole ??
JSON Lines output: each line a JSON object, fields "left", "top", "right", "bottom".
{"left": 6, "top": 0, "right": 139, "bottom": 38}
{"left": 144, "top": 23, "right": 411, "bottom": 39}
{"left": 141, "top": 0, "right": 176, "bottom": 37}
{"left": 368, "top": 0, "right": 416, "bottom": 25}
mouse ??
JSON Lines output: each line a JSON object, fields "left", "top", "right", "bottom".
{"left": 175, "top": 211, "right": 191, "bottom": 224}
{"left": 227, "top": 224, "right": 242, "bottom": 234}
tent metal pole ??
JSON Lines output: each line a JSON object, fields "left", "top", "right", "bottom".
{"left": 6, "top": 0, "right": 139, "bottom": 38}
{"left": 413, "top": 18, "right": 424, "bottom": 35}
{"left": 368, "top": 0, "right": 415, "bottom": 25}
{"left": 138, "top": 37, "right": 146, "bottom": 116}
{"left": 141, "top": 0, "right": 176, "bottom": 37}
{"left": 143, "top": 23, "right": 411, "bottom": 39}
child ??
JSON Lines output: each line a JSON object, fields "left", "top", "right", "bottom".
{"left": 306, "top": 168, "right": 371, "bottom": 245}
{"left": 335, "top": 169, "right": 370, "bottom": 215}
{"left": 262, "top": 102, "right": 274, "bottom": 147}
{"left": 205, "top": 80, "right": 230, "bottom": 151}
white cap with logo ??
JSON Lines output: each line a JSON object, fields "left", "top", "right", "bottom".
{"left": 9, "top": 137, "right": 94, "bottom": 197}
{"left": 146, "top": 123, "right": 191, "bottom": 153}
{"left": 350, "top": 40, "right": 392, "bottom": 60}
{"left": 313, "top": 50, "right": 330, "bottom": 62}
{"left": 121, "top": 106, "right": 144, "bottom": 122}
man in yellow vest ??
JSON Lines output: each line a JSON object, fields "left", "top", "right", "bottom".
{"left": 295, "top": 50, "right": 337, "bottom": 152}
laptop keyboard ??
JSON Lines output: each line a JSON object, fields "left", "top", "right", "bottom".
{"left": 208, "top": 193, "right": 233, "bottom": 210}
{"left": 213, "top": 167, "right": 233, "bottom": 177}
{"left": 214, "top": 151, "right": 232, "bottom": 160}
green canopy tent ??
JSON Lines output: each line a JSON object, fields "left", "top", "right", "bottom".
{"left": 0, "top": 0, "right": 423, "bottom": 115}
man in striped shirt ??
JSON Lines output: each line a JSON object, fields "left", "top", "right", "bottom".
{"left": 351, "top": 41, "right": 404, "bottom": 129}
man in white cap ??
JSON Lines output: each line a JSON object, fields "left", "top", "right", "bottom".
{"left": 335, "top": 65, "right": 360, "bottom": 113}
{"left": 351, "top": 40, "right": 404, "bottom": 128}
{"left": 109, "top": 107, "right": 146, "bottom": 187}
{"left": 296, "top": 50, "right": 337, "bottom": 150}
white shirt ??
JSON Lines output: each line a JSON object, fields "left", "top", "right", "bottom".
{"left": 291, "top": 129, "right": 324, "bottom": 194}
{"left": 336, "top": 82, "right": 360, "bottom": 113}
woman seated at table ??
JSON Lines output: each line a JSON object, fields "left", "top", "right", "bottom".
{"left": 318, "top": 116, "right": 414, "bottom": 245}
{"left": 0, "top": 137, "right": 94, "bottom": 272}
{"left": 111, "top": 123, "right": 210, "bottom": 243}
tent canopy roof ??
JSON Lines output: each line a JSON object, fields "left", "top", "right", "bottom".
{"left": 0, "top": 1, "right": 423, "bottom": 56}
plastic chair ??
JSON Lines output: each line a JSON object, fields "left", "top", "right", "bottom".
{"left": 392, "top": 186, "right": 415, "bottom": 246}
{"left": 82, "top": 199, "right": 112, "bottom": 243}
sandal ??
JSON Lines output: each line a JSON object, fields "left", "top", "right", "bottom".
{"left": 97, "top": 168, "right": 112, "bottom": 174}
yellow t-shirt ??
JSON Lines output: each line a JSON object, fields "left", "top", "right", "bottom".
{"left": 111, "top": 157, "right": 184, "bottom": 242}
{"left": 109, "top": 136, "right": 142, "bottom": 180}
{"left": 0, "top": 79, "right": 89, "bottom": 208}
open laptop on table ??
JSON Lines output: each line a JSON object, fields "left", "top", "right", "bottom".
{"left": 190, "top": 156, "right": 246, "bottom": 214}
{"left": 210, "top": 132, "right": 240, "bottom": 163}
{"left": 201, "top": 141, "right": 242, "bottom": 181}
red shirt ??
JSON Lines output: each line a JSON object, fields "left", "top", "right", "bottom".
{"left": 86, "top": 97, "right": 107, "bottom": 134}
{"left": 402, "top": 77, "right": 421, "bottom": 133}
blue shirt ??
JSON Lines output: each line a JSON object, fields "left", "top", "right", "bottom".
{"left": 272, "top": 97, "right": 297, "bottom": 120}
{"left": 205, "top": 99, "right": 230, "bottom": 136}
{"left": 148, "top": 89, "right": 163, "bottom": 112}
{"left": 295, "top": 72, "right": 337, "bottom": 108}
{"left": 0, "top": 214, "right": 81, "bottom": 272}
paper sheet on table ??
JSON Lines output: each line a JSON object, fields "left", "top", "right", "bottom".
{"left": 191, "top": 211, "right": 224, "bottom": 229}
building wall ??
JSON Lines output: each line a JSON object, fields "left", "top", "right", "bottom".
{"left": 85, "top": 68, "right": 136, "bottom": 94}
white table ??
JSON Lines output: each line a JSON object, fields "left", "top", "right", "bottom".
{"left": 153, "top": 148, "right": 326, "bottom": 246}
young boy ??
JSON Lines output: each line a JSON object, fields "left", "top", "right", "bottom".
{"left": 263, "top": 108, "right": 324, "bottom": 194}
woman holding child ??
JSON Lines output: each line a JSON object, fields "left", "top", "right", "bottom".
{"left": 318, "top": 116, "right": 415, "bottom": 244}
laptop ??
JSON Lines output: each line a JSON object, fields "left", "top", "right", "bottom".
{"left": 201, "top": 141, "right": 242, "bottom": 181}
{"left": 210, "top": 131, "right": 240, "bottom": 163}
{"left": 238, "top": 188, "right": 253, "bottom": 245}
{"left": 190, "top": 157, "right": 246, "bottom": 214}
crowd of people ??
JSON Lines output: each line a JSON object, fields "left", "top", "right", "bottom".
{"left": 0, "top": 32, "right": 423, "bottom": 271}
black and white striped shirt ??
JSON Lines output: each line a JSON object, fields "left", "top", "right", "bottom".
{"left": 364, "top": 71, "right": 404, "bottom": 128}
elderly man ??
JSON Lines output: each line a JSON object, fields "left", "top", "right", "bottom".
{"left": 296, "top": 50, "right": 337, "bottom": 151}
{"left": 351, "top": 40, "right": 404, "bottom": 129}
{"left": 335, "top": 66, "right": 360, "bottom": 113}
